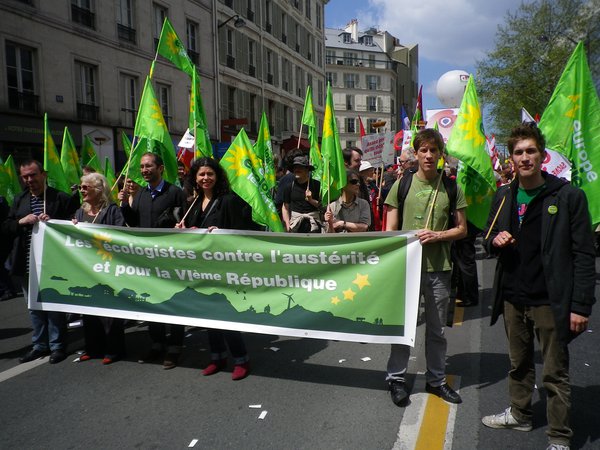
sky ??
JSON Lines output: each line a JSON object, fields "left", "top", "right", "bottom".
{"left": 324, "top": 0, "right": 525, "bottom": 115}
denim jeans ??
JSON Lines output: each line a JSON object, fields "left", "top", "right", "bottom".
{"left": 504, "top": 301, "right": 571, "bottom": 446}
{"left": 208, "top": 330, "right": 248, "bottom": 364}
{"left": 387, "top": 271, "right": 451, "bottom": 386}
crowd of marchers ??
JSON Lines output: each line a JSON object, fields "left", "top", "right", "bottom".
{"left": 0, "top": 124, "right": 595, "bottom": 450}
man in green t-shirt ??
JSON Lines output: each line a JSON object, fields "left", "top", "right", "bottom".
{"left": 384, "top": 128, "right": 467, "bottom": 406}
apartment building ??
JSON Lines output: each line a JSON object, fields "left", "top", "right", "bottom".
{"left": 325, "top": 19, "right": 418, "bottom": 148}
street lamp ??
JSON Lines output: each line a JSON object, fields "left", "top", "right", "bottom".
{"left": 218, "top": 14, "right": 246, "bottom": 29}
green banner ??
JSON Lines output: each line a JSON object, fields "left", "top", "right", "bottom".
{"left": 30, "top": 221, "right": 422, "bottom": 345}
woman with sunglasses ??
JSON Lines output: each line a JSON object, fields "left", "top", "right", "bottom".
{"left": 325, "top": 169, "right": 371, "bottom": 233}
{"left": 72, "top": 172, "right": 126, "bottom": 364}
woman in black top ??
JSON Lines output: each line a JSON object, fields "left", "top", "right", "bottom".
{"left": 177, "top": 158, "right": 257, "bottom": 380}
{"left": 73, "top": 173, "right": 126, "bottom": 364}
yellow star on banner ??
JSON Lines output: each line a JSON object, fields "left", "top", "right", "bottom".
{"left": 92, "top": 233, "right": 113, "bottom": 260}
{"left": 343, "top": 288, "right": 356, "bottom": 301}
{"left": 352, "top": 273, "right": 370, "bottom": 290}
{"left": 166, "top": 31, "right": 180, "bottom": 55}
{"left": 331, "top": 296, "right": 341, "bottom": 305}
{"left": 150, "top": 101, "right": 167, "bottom": 130}
{"left": 457, "top": 104, "right": 485, "bottom": 147}
{"left": 565, "top": 94, "right": 581, "bottom": 118}
{"left": 222, "top": 144, "right": 250, "bottom": 177}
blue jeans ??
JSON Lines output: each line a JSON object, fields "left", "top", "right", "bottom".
{"left": 386, "top": 271, "right": 451, "bottom": 386}
{"left": 16, "top": 275, "right": 67, "bottom": 352}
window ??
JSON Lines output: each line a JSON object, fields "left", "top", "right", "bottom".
{"left": 282, "top": 59, "right": 290, "bottom": 92}
{"left": 346, "top": 118, "right": 355, "bottom": 133}
{"left": 367, "top": 119, "right": 377, "bottom": 132}
{"left": 343, "top": 52, "right": 357, "bottom": 66}
{"left": 305, "top": 0, "right": 311, "bottom": 19}
{"left": 325, "top": 72, "right": 337, "bottom": 87}
{"left": 117, "top": 0, "right": 136, "bottom": 43}
{"left": 346, "top": 94, "right": 353, "bottom": 110}
{"left": 226, "top": 29, "right": 235, "bottom": 68}
{"left": 156, "top": 82, "right": 171, "bottom": 125}
{"left": 344, "top": 73, "right": 357, "bottom": 89}
{"left": 266, "top": 50, "right": 273, "bottom": 84}
{"left": 363, "top": 35, "right": 373, "bottom": 45}
{"left": 281, "top": 13, "right": 287, "bottom": 43}
{"left": 75, "top": 61, "right": 98, "bottom": 121}
{"left": 153, "top": 4, "right": 167, "bottom": 49}
{"left": 295, "top": 24, "right": 301, "bottom": 52}
{"left": 367, "top": 96, "right": 377, "bottom": 112}
{"left": 265, "top": 0, "right": 272, "bottom": 32}
{"left": 246, "top": 0, "right": 255, "bottom": 21}
{"left": 5, "top": 41, "right": 37, "bottom": 113}
{"left": 248, "top": 40, "right": 256, "bottom": 77}
{"left": 120, "top": 73, "right": 137, "bottom": 127}
{"left": 296, "top": 66, "right": 304, "bottom": 97}
{"left": 342, "top": 33, "right": 351, "bottom": 44}
{"left": 315, "top": 3, "right": 321, "bottom": 29}
{"left": 368, "top": 54, "right": 375, "bottom": 68}
{"left": 367, "top": 75, "right": 380, "bottom": 90}
{"left": 317, "top": 80, "right": 323, "bottom": 106}
{"left": 186, "top": 20, "right": 199, "bottom": 65}
{"left": 325, "top": 50, "right": 335, "bottom": 65}
{"left": 317, "top": 44, "right": 323, "bottom": 68}
{"left": 283, "top": 105, "right": 290, "bottom": 131}
{"left": 72, "top": 0, "right": 95, "bottom": 28}
{"left": 227, "top": 86, "right": 236, "bottom": 118}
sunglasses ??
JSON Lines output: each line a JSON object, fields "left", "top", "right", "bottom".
{"left": 79, "top": 185, "right": 97, "bottom": 191}
{"left": 348, "top": 179, "right": 360, "bottom": 185}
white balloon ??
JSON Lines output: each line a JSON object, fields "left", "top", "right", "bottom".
{"left": 436, "top": 70, "right": 470, "bottom": 108}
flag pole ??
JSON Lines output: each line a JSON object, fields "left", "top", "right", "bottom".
{"left": 177, "top": 193, "right": 200, "bottom": 227}
{"left": 376, "top": 163, "right": 384, "bottom": 203}
{"left": 484, "top": 196, "right": 506, "bottom": 240}
{"left": 424, "top": 173, "right": 443, "bottom": 230}
{"left": 112, "top": 135, "right": 138, "bottom": 194}
{"left": 149, "top": 19, "right": 166, "bottom": 80}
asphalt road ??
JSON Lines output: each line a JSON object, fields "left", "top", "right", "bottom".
{"left": 1, "top": 256, "right": 599, "bottom": 450}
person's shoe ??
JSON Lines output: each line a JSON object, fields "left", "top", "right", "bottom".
{"left": 546, "top": 444, "right": 570, "bottom": 450}
{"left": 481, "top": 407, "right": 532, "bottom": 431}
{"left": 231, "top": 362, "right": 250, "bottom": 380}
{"left": 19, "top": 348, "right": 49, "bottom": 363}
{"left": 456, "top": 299, "right": 478, "bottom": 307}
{"left": 389, "top": 380, "right": 409, "bottom": 406}
{"left": 202, "top": 358, "right": 227, "bottom": 376}
{"left": 138, "top": 348, "right": 163, "bottom": 364}
{"left": 49, "top": 350, "right": 67, "bottom": 364}
{"left": 79, "top": 353, "right": 93, "bottom": 362}
{"left": 425, "top": 383, "right": 462, "bottom": 404}
{"left": 163, "top": 353, "right": 179, "bottom": 370}
{"left": 102, "top": 356, "right": 118, "bottom": 365}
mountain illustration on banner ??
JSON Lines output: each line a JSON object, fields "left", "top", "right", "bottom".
{"left": 39, "top": 282, "right": 402, "bottom": 336}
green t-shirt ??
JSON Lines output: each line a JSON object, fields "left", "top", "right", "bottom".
{"left": 385, "top": 173, "right": 467, "bottom": 272}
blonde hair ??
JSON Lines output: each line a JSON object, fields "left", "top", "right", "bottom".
{"left": 81, "top": 172, "right": 111, "bottom": 213}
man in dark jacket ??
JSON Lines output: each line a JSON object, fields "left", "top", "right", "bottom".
{"left": 3, "top": 160, "right": 75, "bottom": 364}
{"left": 481, "top": 124, "right": 595, "bottom": 450}
{"left": 120, "top": 152, "right": 187, "bottom": 370}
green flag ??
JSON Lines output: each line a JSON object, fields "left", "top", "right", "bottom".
{"left": 60, "top": 127, "right": 82, "bottom": 187}
{"left": 104, "top": 157, "right": 119, "bottom": 203}
{"left": 43, "top": 114, "right": 70, "bottom": 194}
{"left": 134, "top": 77, "right": 178, "bottom": 184}
{"left": 446, "top": 75, "right": 496, "bottom": 229}
{"left": 538, "top": 42, "right": 600, "bottom": 224}
{"left": 253, "top": 111, "right": 277, "bottom": 190}
{"left": 301, "top": 86, "right": 323, "bottom": 181}
{"left": 220, "top": 128, "right": 284, "bottom": 232}
{"left": 121, "top": 131, "right": 132, "bottom": 159}
{"left": 320, "top": 83, "right": 346, "bottom": 205}
{"left": 81, "top": 136, "right": 102, "bottom": 173}
{"left": 190, "top": 66, "right": 212, "bottom": 158}
{"left": 155, "top": 17, "right": 194, "bottom": 78}
{"left": 1, "top": 155, "right": 22, "bottom": 205}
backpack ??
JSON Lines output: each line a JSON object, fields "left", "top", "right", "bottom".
{"left": 396, "top": 169, "right": 457, "bottom": 228}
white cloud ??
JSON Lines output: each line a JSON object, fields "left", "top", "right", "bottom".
{"left": 346, "top": 0, "right": 525, "bottom": 66}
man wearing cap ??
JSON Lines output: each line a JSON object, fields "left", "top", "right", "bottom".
{"left": 281, "top": 154, "right": 323, "bottom": 233}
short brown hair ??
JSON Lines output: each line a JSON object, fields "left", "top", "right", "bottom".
{"left": 507, "top": 123, "right": 546, "bottom": 155}
{"left": 413, "top": 129, "right": 445, "bottom": 154}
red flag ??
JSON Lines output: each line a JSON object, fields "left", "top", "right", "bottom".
{"left": 358, "top": 115, "right": 366, "bottom": 137}
{"left": 176, "top": 146, "right": 194, "bottom": 170}
{"left": 416, "top": 85, "right": 424, "bottom": 121}
{"left": 534, "top": 113, "right": 541, "bottom": 123}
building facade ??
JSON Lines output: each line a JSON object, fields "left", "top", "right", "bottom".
{"left": 325, "top": 19, "right": 418, "bottom": 149}
{"left": 0, "top": 0, "right": 327, "bottom": 170}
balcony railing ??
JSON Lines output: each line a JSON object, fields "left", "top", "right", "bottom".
{"left": 77, "top": 102, "right": 99, "bottom": 121}
{"left": 71, "top": 4, "right": 95, "bottom": 28}
{"left": 8, "top": 89, "right": 39, "bottom": 113}
{"left": 117, "top": 24, "right": 136, "bottom": 44}
{"left": 226, "top": 55, "right": 235, "bottom": 69}
{"left": 248, "top": 64, "right": 256, "bottom": 77}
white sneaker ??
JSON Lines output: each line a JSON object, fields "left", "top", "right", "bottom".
{"left": 546, "top": 444, "right": 570, "bottom": 450}
{"left": 481, "top": 407, "right": 532, "bottom": 431}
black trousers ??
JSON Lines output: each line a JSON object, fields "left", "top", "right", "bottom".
{"left": 149, "top": 323, "right": 185, "bottom": 349}
{"left": 451, "top": 231, "right": 479, "bottom": 304}
{"left": 83, "top": 315, "right": 125, "bottom": 358}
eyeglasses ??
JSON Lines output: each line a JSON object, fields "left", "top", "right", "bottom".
{"left": 79, "top": 185, "right": 97, "bottom": 191}
{"left": 348, "top": 179, "right": 360, "bottom": 185}
{"left": 398, "top": 160, "right": 410, "bottom": 166}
